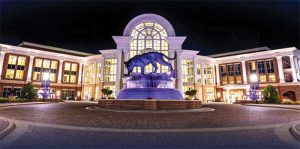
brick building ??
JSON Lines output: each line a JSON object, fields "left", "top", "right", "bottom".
{"left": 0, "top": 13, "right": 299, "bottom": 102}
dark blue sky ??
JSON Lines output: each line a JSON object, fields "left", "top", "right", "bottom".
{"left": 0, "top": 0, "right": 299, "bottom": 55}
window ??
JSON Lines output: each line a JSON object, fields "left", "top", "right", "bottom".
{"left": 204, "top": 65, "right": 214, "bottom": 85}
{"left": 130, "top": 22, "right": 169, "bottom": 73}
{"left": 63, "top": 62, "right": 78, "bottom": 83}
{"left": 227, "top": 64, "right": 234, "bottom": 84}
{"left": 96, "top": 62, "right": 102, "bottom": 83}
{"left": 33, "top": 58, "right": 58, "bottom": 82}
{"left": 235, "top": 63, "right": 242, "bottom": 84}
{"left": 196, "top": 64, "right": 201, "bottom": 82}
{"left": 266, "top": 59, "right": 275, "bottom": 82}
{"left": 84, "top": 63, "right": 95, "bottom": 84}
{"left": 220, "top": 65, "right": 227, "bottom": 85}
{"left": 206, "top": 87, "right": 215, "bottom": 101}
{"left": 247, "top": 59, "right": 276, "bottom": 83}
{"left": 2, "top": 87, "right": 12, "bottom": 98}
{"left": 282, "top": 56, "right": 291, "bottom": 69}
{"left": 104, "top": 59, "right": 116, "bottom": 82}
{"left": 182, "top": 60, "right": 194, "bottom": 83}
{"left": 5, "top": 55, "right": 27, "bottom": 79}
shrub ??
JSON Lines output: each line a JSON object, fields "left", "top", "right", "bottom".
{"left": 262, "top": 85, "right": 280, "bottom": 104}
{"left": 101, "top": 88, "right": 113, "bottom": 98}
{"left": 185, "top": 97, "right": 192, "bottom": 100}
{"left": 21, "top": 82, "right": 37, "bottom": 101}
{"left": 184, "top": 89, "right": 197, "bottom": 99}
{"left": 282, "top": 100, "right": 294, "bottom": 105}
{"left": 0, "top": 97, "right": 9, "bottom": 103}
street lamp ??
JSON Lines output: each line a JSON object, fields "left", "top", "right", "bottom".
{"left": 249, "top": 73, "right": 259, "bottom": 103}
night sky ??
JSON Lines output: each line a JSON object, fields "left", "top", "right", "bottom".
{"left": 0, "top": 0, "right": 299, "bottom": 55}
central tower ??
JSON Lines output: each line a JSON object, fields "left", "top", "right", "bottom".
{"left": 113, "top": 13, "right": 186, "bottom": 95}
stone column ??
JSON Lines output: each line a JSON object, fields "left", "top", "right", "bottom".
{"left": 201, "top": 63, "right": 205, "bottom": 84}
{"left": 215, "top": 64, "right": 220, "bottom": 86}
{"left": 100, "top": 58, "right": 105, "bottom": 82}
{"left": 26, "top": 55, "right": 35, "bottom": 82}
{"left": 57, "top": 60, "right": 64, "bottom": 83}
{"left": 78, "top": 63, "right": 83, "bottom": 85}
{"left": 276, "top": 56, "right": 285, "bottom": 83}
{"left": 289, "top": 55, "right": 298, "bottom": 82}
{"left": 293, "top": 57, "right": 299, "bottom": 79}
{"left": 226, "top": 88, "right": 230, "bottom": 103}
{"left": 176, "top": 50, "right": 183, "bottom": 94}
{"left": 241, "top": 61, "right": 248, "bottom": 84}
{"left": 193, "top": 58, "right": 198, "bottom": 84}
{"left": 115, "top": 50, "right": 122, "bottom": 95}
{"left": 0, "top": 51, "right": 6, "bottom": 80}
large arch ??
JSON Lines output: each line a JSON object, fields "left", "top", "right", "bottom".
{"left": 123, "top": 13, "right": 176, "bottom": 36}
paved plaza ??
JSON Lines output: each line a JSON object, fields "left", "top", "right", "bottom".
{"left": 0, "top": 102, "right": 299, "bottom": 148}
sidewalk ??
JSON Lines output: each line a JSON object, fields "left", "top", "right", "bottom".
{"left": 244, "top": 104, "right": 300, "bottom": 110}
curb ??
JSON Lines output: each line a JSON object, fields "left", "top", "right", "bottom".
{"left": 242, "top": 104, "right": 300, "bottom": 111}
{"left": 290, "top": 123, "right": 300, "bottom": 141}
{"left": 0, "top": 102, "right": 53, "bottom": 108}
{"left": 0, "top": 119, "right": 15, "bottom": 140}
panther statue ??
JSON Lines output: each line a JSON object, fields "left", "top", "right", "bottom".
{"left": 124, "top": 52, "right": 176, "bottom": 75}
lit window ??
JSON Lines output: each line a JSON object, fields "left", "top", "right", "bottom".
{"left": 129, "top": 21, "right": 169, "bottom": 73}
{"left": 204, "top": 65, "right": 214, "bottom": 85}
{"left": 84, "top": 63, "right": 95, "bottom": 84}
{"left": 33, "top": 58, "right": 58, "bottom": 82}
{"left": 5, "top": 55, "right": 27, "bottom": 80}
{"left": 182, "top": 60, "right": 194, "bottom": 83}
{"left": 63, "top": 62, "right": 78, "bottom": 83}
{"left": 104, "top": 59, "right": 116, "bottom": 82}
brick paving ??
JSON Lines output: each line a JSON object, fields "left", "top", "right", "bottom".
{"left": 0, "top": 103, "right": 299, "bottom": 129}
{"left": 8, "top": 126, "right": 292, "bottom": 149}
{"left": 296, "top": 123, "right": 300, "bottom": 132}
{"left": 0, "top": 119, "right": 9, "bottom": 132}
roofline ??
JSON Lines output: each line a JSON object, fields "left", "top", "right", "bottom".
{"left": 208, "top": 46, "right": 271, "bottom": 58}
{"left": 18, "top": 41, "right": 94, "bottom": 57}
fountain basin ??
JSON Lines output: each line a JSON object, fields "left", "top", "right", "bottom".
{"left": 117, "top": 88, "right": 183, "bottom": 100}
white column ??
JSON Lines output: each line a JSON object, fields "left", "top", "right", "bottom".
{"left": 93, "top": 62, "right": 97, "bottom": 84}
{"left": 212, "top": 64, "right": 216, "bottom": 85}
{"left": 226, "top": 88, "right": 230, "bottom": 103}
{"left": 193, "top": 59, "right": 198, "bottom": 83}
{"left": 276, "top": 56, "right": 285, "bottom": 83}
{"left": 177, "top": 50, "right": 183, "bottom": 94}
{"left": 215, "top": 64, "right": 220, "bottom": 86}
{"left": 100, "top": 58, "right": 105, "bottom": 82}
{"left": 201, "top": 63, "right": 205, "bottom": 84}
{"left": 293, "top": 57, "right": 299, "bottom": 79}
{"left": 78, "top": 63, "right": 83, "bottom": 85}
{"left": 0, "top": 51, "right": 6, "bottom": 79}
{"left": 115, "top": 50, "right": 122, "bottom": 95}
{"left": 289, "top": 55, "right": 298, "bottom": 82}
{"left": 26, "top": 55, "right": 35, "bottom": 82}
{"left": 241, "top": 61, "right": 248, "bottom": 84}
{"left": 57, "top": 60, "right": 64, "bottom": 83}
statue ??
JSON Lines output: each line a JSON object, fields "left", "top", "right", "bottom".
{"left": 117, "top": 51, "right": 183, "bottom": 100}
{"left": 124, "top": 52, "right": 176, "bottom": 75}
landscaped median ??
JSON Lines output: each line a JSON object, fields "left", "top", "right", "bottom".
{"left": 290, "top": 122, "right": 300, "bottom": 141}
{"left": 0, "top": 118, "right": 15, "bottom": 140}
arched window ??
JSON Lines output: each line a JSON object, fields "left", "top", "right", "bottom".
{"left": 129, "top": 22, "right": 169, "bottom": 73}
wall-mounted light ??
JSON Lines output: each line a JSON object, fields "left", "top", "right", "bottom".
{"left": 56, "top": 90, "right": 60, "bottom": 97}
{"left": 77, "top": 91, "right": 81, "bottom": 97}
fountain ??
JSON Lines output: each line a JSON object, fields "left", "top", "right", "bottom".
{"left": 99, "top": 51, "right": 201, "bottom": 110}
{"left": 116, "top": 51, "right": 183, "bottom": 100}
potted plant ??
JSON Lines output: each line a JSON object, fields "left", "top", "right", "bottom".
{"left": 101, "top": 88, "right": 113, "bottom": 99}
{"left": 184, "top": 89, "right": 197, "bottom": 100}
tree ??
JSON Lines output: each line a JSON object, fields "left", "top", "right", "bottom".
{"left": 184, "top": 89, "right": 197, "bottom": 100}
{"left": 101, "top": 88, "right": 113, "bottom": 98}
{"left": 21, "top": 82, "right": 37, "bottom": 101}
{"left": 262, "top": 85, "right": 280, "bottom": 104}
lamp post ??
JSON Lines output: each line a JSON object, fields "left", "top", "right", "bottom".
{"left": 40, "top": 74, "right": 51, "bottom": 101}
{"left": 249, "top": 74, "right": 259, "bottom": 103}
